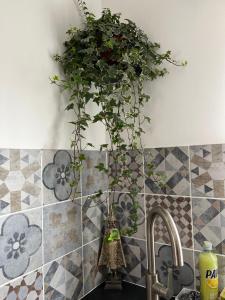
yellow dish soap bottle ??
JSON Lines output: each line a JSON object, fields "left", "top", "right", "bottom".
{"left": 199, "top": 241, "right": 218, "bottom": 300}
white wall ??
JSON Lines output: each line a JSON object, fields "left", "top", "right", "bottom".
{"left": 0, "top": 0, "right": 104, "bottom": 149}
{"left": 102, "top": 0, "right": 225, "bottom": 148}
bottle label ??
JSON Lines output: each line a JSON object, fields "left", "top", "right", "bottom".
{"left": 205, "top": 269, "right": 218, "bottom": 289}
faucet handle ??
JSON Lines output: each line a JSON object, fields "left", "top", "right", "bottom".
{"left": 166, "top": 267, "right": 174, "bottom": 299}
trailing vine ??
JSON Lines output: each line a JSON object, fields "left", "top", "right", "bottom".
{"left": 51, "top": 1, "right": 186, "bottom": 235}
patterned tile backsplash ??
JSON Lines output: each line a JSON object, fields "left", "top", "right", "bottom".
{"left": 109, "top": 150, "right": 144, "bottom": 193}
{"left": 190, "top": 144, "right": 225, "bottom": 198}
{"left": 111, "top": 192, "right": 145, "bottom": 239}
{"left": 0, "top": 148, "right": 109, "bottom": 299}
{"left": 82, "top": 150, "right": 108, "bottom": 196}
{"left": 2, "top": 144, "right": 225, "bottom": 298}
{"left": 42, "top": 150, "right": 80, "bottom": 205}
{"left": 44, "top": 249, "right": 83, "bottom": 300}
{"left": 0, "top": 149, "right": 41, "bottom": 215}
{"left": 0, "top": 209, "right": 42, "bottom": 285}
{"left": 43, "top": 200, "right": 82, "bottom": 263}
{"left": 144, "top": 147, "right": 190, "bottom": 196}
{"left": 0, "top": 268, "right": 43, "bottom": 300}
{"left": 145, "top": 195, "right": 193, "bottom": 248}
{"left": 155, "top": 244, "right": 194, "bottom": 296}
{"left": 82, "top": 193, "right": 108, "bottom": 244}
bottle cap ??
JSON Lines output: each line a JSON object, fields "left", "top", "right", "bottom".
{"left": 203, "top": 241, "right": 212, "bottom": 251}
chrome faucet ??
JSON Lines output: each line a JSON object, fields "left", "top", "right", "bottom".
{"left": 146, "top": 206, "right": 184, "bottom": 300}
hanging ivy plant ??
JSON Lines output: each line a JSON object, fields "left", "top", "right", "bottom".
{"left": 51, "top": 0, "right": 186, "bottom": 235}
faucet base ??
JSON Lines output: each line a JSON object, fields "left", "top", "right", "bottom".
{"left": 146, "top": 272, "right": 159, "bottom": 300}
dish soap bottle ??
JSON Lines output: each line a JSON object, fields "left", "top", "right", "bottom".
{"left": 199, "top": 241, "right": 218, "bottom": 300}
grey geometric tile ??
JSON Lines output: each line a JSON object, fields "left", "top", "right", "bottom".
{"left": 0, "top": 268, "right": 43, "bottom": 300}
{"left": 111, "top": 192, "right": 145, "bottom": 239}
{"left": 194, "top": 251, "right": 225, "bottom": 292}
{"left": 144, "top": 147, "right": 190, "bottom": 196}
{"left": 146, "top": 195, "right": 193, "bottom": 248}
{"left": 190, "top": 144, "right": 225, "bottom": 198}
{"left": 192, "top": 197, "right": 225, "bottom": 254}
{"left": 0, "top": 208, "right": 42, "bottom": 285}
{"left": 43, "top": 200, "right": 82, "bottom": 263}
{"left": 155, "top": 243, "right": 194, "bottom": 296}
{"left": 82, "top": 151, "right": 108, "bottom": 196}
{"left": 121, "top": 237, "right": 147, "bottom": 287}
{"left": 44, "top": 249, "right": 83, "bottom": 300}
{"left": 82, "top": 193, "right": 108, "bottom": 244}
{"left": 0, "top": 149, "right": 41, "bottom": 215}
{"left": 42, "top": 150, "right": 81, "bottom": 205}
{"left": 109, "top": 150, "right": 144, "bottom": 193}
{"left": 83, "top": 239, "right": 105, "bottom": 295}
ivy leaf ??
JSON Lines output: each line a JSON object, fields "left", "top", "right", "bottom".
{"left": 65, "top": 103, "right": 74, "bottom": 111}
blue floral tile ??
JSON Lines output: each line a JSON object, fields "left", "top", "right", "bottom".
{"left": 82, "top": 151, "right": 108, "bottom": 196}
{"left": 0, "top": 268, "right": 43, "bottom": 299}
{"left": 82, "top": 193, "right": 108, "bottom": 244}
{"left": 44, "top": 249, "right": 83, "bottom": 300}
{"left": 144, "top": 147, "right": 190, "bottom": 196}
{"left": 111, "top": 192, "right": 145, "bottom": 239}
{"left": 0, "top": 208, "right": 42, "bottom": 285}
{"left": 42, "top": 150, "right": 81, "bottom": 205}
{"left": 43, "top": 200, "right": 82, "bottom": 263}
{"left": 155, "top": 244, "right": 194, "bottom": 296}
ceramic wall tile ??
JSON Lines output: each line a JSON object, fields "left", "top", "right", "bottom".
{"left": 190, "top": 144, "right": 225, "bottom": 198}
{"left": 192, "top": 197, "right": 225, "bottom": 253}
{"left": 194, "top": 251, "right": 225, "bottom": 292}
{"left": 121, "top": 237, "right": 147, "bottom": 287}
{"left": 82, "top": 151, "right": 108, "bottom": 196}
{"left": 144, "top": 147, "right": 190, "bottom": 196}
{"left": 0, "top": 208, "right": 42, "bottom": 285}
{"left": 83, "top": 239, "right": 105, "bottom": 295}
{"left": 44, "top": 249, "right": 83, "bottom": 300}
{"left": 82, "top": 193, "right": 108, "bottom": 245}
{"left": 42, "top": 150, "right": 80, "bottom": 205}
{"left": 155, "top": 243, "right": 194, "bottom": 296}
{"left": 0, "top": 149, "right": 41, "bottom": 215}
{"left": 0, "top": 268, "right": 43, "bottom": 300}
{"left": 43, "top": 200, "right": 81, "bottom": 263}
{"left": 111, "top": 192, "right": 145, "bottom": 239}
{"left": 146, "top": 195, "right": 193, "bottom": 248}
{"left": 109, "top": 150, "right": 144, "bottom": 193}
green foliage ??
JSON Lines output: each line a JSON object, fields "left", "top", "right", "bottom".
{"left": 51, "top": 2, "right": 186, "bottom": 235}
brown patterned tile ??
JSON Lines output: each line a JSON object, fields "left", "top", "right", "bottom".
{"left": 109, "top": 150, "right": 144, "bottom": 193}
{"left": 0, "top": 149, "right": 41, "bottom": 215}
{"left": 0, "top": 269, "right": 43, "bottom": 299}
{"left": 145, "top": 195, "right": 193, "bottom": 248}
{"left": 190, "top": 144, "right": 225, "bottom": 198}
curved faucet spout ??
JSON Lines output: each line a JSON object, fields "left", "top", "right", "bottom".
{"left": 146, "top": 206, "right": 184, "bottom": 300}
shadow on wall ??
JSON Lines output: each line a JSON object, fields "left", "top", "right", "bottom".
{"left": 44, "top": 0, "right": 82, "bottom": 149}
